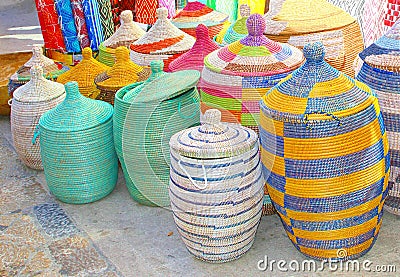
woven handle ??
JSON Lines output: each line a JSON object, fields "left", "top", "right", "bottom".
{"left": 178, "top": 97, "right": 199, "bottom": 119}
{"left": 178, "top": 160, "right": 208, "bottom": 190}
{"left": 7, "top": 99, "right": 12, "bottom": 106}
{"left": 304, "top": 111, "right": 341, "bottom": 129}
{"left": 32, "top": 125, "right": 40, "bottom": 145}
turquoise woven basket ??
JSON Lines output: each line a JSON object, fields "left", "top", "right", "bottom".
{"left": 35, "top": 81, "right": 118, "bottom": 204}
{"left": 113, "top": 60, "right": 201, "bottom": 207}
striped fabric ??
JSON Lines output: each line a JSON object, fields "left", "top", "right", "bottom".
{"left": 54, "top": 0, "right": 81, "bottom": 53}
{"left": 97, "top": 0, "right": 115, "bottom": 40}
{"left": 110, "top": 0, "right": 120, "bottom": 29}
{"left": 260, "top": 42, "right": 389, "bottom": 260}
{"left": 70, "top": 0, "right": 91, "bottom": 48}
{"left": 82, "top": 0, "right": 104, "bottom": 51}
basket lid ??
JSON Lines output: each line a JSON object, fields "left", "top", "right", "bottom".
{"left": 204, "top": 14, "right": 304, "bottom": 77}
{"left": 263, "top": 0, "right": 356, "bottom": 35}
{"left": 222, "top": 5, "right": 251, "bottom": 45}
{"left": 39, "top": 82, "right": 113, "bottom": 132}
{"left": 262, "top": 42, "right": 375, "bottom": 122}
{"left": 123, "top": 60, "right": 200, "bottom": 103}
{"left": 57, "top": 48, "right": 110, "bottom": 86}
{"left": 168, "top": 24, "right": 220, "bottom": 72}
{"left": 130, "top": 7, "right": 195, "bottom": 54}
{"left": 172, "top": 1, "right": 229, "bottom": 29}
{"left": 13, "top": 65, "right": 65, "bottom": 103}
{"left": 169, "top": 109, "right": 258, "bottom": 159}
{"left": 97, "top": 47, "right": 149, "bottom": 89}
{"left": 359, "top": 20, "right": 400, "bottom": 70}
{"left": 103, "top": 10, "right": 146, "bottom": 48}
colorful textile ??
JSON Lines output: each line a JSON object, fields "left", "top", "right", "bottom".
{"left": 82, "top": 0, "right": 104, "bottom": 51}
{"left": 135, "top": 0, "right": 158, "bottom": 24}
{"left": 159, "top": 0, "right": 176, "bottom": 18}
{"left": 97, "top": 0, "right": 115, "bottom": 40}
{"left": 71, "top": 0, "right": 91, "bottom": 48}
{"left": 54, "top": 0, "right": 81, "bottom": 53}
{"left": 110, "top": 0, "right": 120, "bottom": 29}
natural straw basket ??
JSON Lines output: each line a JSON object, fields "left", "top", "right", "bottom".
{"left": 34, "top": 81, "right": 118, "bottom": 204}
{"left": 98, "top": 10, "right": 145, "bottom": 67}
{"left": 221, "top": 4, "right": 251, "bottom": 46}
{"left": 10, "top": 66, "right": 65, "bottom": 170}
{"left": 113, "top": 60, "right": 200, "bottom": 206}
{"left": 57, "top": 48, "right": 110, "bottom": 99}
{"left": 8, "top": 46, "right": 68, "bottom": 97}
{"left": 95, "top": 47, "right": 150, "bottom": 105}
{"left": 130, "top": 7, "right": 195, "bottom": 71}
{"left": 260, "top": 42, "right": 389, "bottom": 261}
{"left": 172, "top": 1, "right": 229, "bottom": 39}
{"left": 169, "top": 109, "right": 264, "bottom": 263}
{"left": 355, "top": 20, "right": 400, "bottom": 216}
{"left": 264, "top": 0, "right": 364, "bottom": 77}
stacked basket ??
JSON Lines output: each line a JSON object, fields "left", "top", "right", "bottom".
{"left": 171, "top": 1, "right": 229, "bottom": 39}
{"left": 10, "top": 66, "right": 65, "bottom": 170}
{"left": 355, "top": 20, "right": 400, "bottom": 215}
{"left": 35, "top": 82, "right": 118, "bottom": 204}
{"left": 169, "top": 109, "right": 264, "bottom": 263}
{"left": 130, "top": 8, "right": 196, "bottom": 71}
{"left": 98, "top": 10, "right": 145, "bottom": 67}
{"left": 57, "top": 48, "right": 110, "bottom": 99}
{"left": 113, "top": 60, "right": 200, "bottom": 207}
{"left": 260, "top": 42, "right": 389, "bottom": 260}
{"left": 263, "top": 0, "right": 364, "bottom": 77}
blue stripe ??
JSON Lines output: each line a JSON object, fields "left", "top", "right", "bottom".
{"left": 389, "top": 150, "right": 400, "bottom": 168}
{"left": 356, "top": 63, "right": 400, "bottom": 94}
{"left": 263, "top": 167, "right": 286, "bottom": 193}
{"left": 259, "top": 127, "right": 284, "bottom": 157}
{"left": 82, "top": 0, "right": 103, "bottom": 50}
{"left": 242, "top": 73, "right": 289, "bottom": 89}
{"left": 382, "top": 112, "right": 400, "bottom": 133}
{"left": 54, "top": 0, "right": 81, "bottom": 52}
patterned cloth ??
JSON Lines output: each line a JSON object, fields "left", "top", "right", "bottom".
{"left": 110, "top": 0, "right": 120, "bottom": 29}
{"left": 71, "top": 0, "right": 91, "bottom": 48}
{"left": 82, "top": 0, "right": 104, "bottom": 51}
{"left": 135, "top": 0, "right": 158, "bottom": 24}
{"left": 97, "top": 0, "right": 115, "bottom": 40}
{"left": 159, "top": 0, "right": 176, "bottom": 18}
{"left": 54, "top": 0, "right": 81, "bottom": 52}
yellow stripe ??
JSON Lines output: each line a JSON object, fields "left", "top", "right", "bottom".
{"left": 228, "top": 41, "right": 243, "bottom": 54}
{"left": 373, "top": 98, "right": 381, "bottom": 116}
{"left": 308, "top": 75, "right": 354, "bottom": 98}
{"left": 242, "top": 88, "right": 269, "bottom": 101}
{"left": 261, "top": 148, "right": 285, "bottom": 177}
{"left": 267, "top": 184, "right": 285, "bottom": 208}
{"left": 383, "top": 132, "right": 389, "bottom": 156}
{"left": 263, "top": 89, "right": 308, "bottom": 114}
{"left": 284, "top": 159, "right": 386, "bottom": 197}
{"left": 283, "top": 118, "right": 383, "bottom": 159}
{"left": 260, "top": 113, "right": 284, "bottom": 136}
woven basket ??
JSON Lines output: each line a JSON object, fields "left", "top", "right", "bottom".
{"left": 95, "top": 47, "right": 150, "bottom": 105}
{"left": 221, "top": 4, "right": 251, "bottom": 46}
{"left": 260, "top": 42, "right": 389, "bottom": 260}
{"left": 355, "top": 20, "right": 400, "bottom": 215}
{"left": 113, "top": 60, "right": 200, "bottom": 206}
{"left": 98, "top": 10, "right": 145, "bottom": 67}
{"left": 130, "top": 7, "right": 196, "bottom": 71}
{"left": 35, "top": 81, "right": 118, "bottom": 204}
{"left": 264, "top": 0, "right": 364, "bottom": 77}
{"left": 169, "top": 109, "right": 263, "bottom": 263}
{"left": 54, "top": 0, "right": 81, "bottom": 53}
{"left": 10, "top": 66, "right": 65, "bottom": 170}
{"left": 172, "top": 1, "right": 229, "bottom": 39}
{"left": 8, "top": 46, "right": 68, "bottom": 98}
{"left": 57, "top": 48, "right": 110, "bottom": 99}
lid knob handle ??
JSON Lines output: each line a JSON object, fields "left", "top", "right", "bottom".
{"left": 247, "top": 14, "right": 266, "bottom": 36}
{"left": 30, "top": 65, "right": 44, "bottom": 79}
{"left": 82, "top": 47, "right": 92, "bottom": 60}
{"left": 303, "top": 42, "right": 325, "bottom": 62}
{"left": 157, "top": 7, "right": 168, "bottom": 19}
{"left": 115, "top": 46, "right": 130, "bottom": 62}
{"left": 203, "top": 109, "right": 222, "bottom": 126}
{"left": 64, "top": 81, "right": 82, "bottom": 101}
{"left": 150, "top": 60, "right": 164, "bottom": 73}
{"left": 121, "top": 10, "right": 133, "bottom": 24}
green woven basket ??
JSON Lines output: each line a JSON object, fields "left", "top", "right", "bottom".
{"left": 35, "top": 81, "right": 118, "bottom": 204}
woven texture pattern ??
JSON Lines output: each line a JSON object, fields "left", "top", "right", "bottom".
{"left": 135, "top": 0, "right": 158, "bottom": 24}
{"left": 10, "top": 66, "right": 65, "bottom": 170}
{"left": 172, "top": 1, "right": 228, "bottom": 38}
{"left": 82, "top": 0, "right": 104, "bottom": 51}
{"left": 160, "top": 0, "right": 176, "bottom": 18}
{"left": 385, "top": 0, "right": 400, "bottom": 27}
{"left": 34, "top": 0, "right": 66, "bottom": 51}
{"left": 57, "top": 48, "right": 110, "bottom": 99}
{"left": 260, "top": 42, "right": 389, "bottom": 260}
{"left": 71, "top": 0, "right": 91, "bottom": 48}
{"left": 356, "top": 20, "right": 400, "bottom": 215}
{"left": 169, "top": 109, "right": 263, "bottom": 262}
{"left": 97, "top": 0, "right": 115, "bottom": 40}
{"left": 130, "top": 8, "right": 195, "bottom": 71}
{"left": 54, "top": 0, "right": 81, "bottom": 53}
{"left": 110, "top": 0, "right": 120, "bottom": 29}
{"left": 37, "top": 82, "right": 118, "bottom": 204}
{"left": 113, "top": 61, "right": 201, "bottom": 206}
{"left": 222, "top": 4, "right": 250, "bottom": 45}
{"left": 362, "top": 0, "right": 388, "bottom": 47}
{"left": 264, "top": 0, "right": 364, "bottom": 77}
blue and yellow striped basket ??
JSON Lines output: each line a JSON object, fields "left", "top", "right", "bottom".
{"left": 260, "top": 42, "right": 389, "bottom": 261}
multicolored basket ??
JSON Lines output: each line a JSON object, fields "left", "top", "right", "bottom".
{"left": 10, "top": 66, "right": 65, "bottom": 170}
{"left": 57, "top": 48, "right": 110, "bottom": 99}
{"left": 264, "top": 0, "right": 364, "bottom": 77}
{"left": 260, "top": 42, "right": 389, "bottom": 260}
{"left": 95, "top": 47, "right": 150, "bottom": 105}
{"left": 113, "top": 60, "right": 200, "bottom": 206}
{"left": 221, "top": 4, "right": 251, "bottom": 46}
{"left": 172, "top": 1, "right": 229, "bottom": 39}
{"left": 98, "top": 10, "right": 146, "bottom": 67}
{"left": 35, "top": 82, "right": 118, "bottom": 204}
{"left": 169, "top": 109, "right": 264, "bottom": 263}
{"left": 130, "top": 7, "right": 196, "bottom": 71}
{"left": 355, "top": 20, "right": 400, "bottom": 215}
{"left": 8, "top": 46, "right": 68, "bottom": 98}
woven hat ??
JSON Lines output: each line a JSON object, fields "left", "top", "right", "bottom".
{"left": 356, "top": 20, "right": 400, "bottom": 215}
{"left": 260, "top": 42, "right": 389, "bottom": 260}
{"left": 221, "top": 4, "right": 251, "bottom": 45}
{"left": 95, "top": 46, "right": 150, "bottom": 104}
{"left": 172, "top": 1, "right": 229, "bottom": 39}
{"left": 10, "top": 65, "right": 65, "bottom": 170}
{"left": 98, "top": 10, "right": 146, "bottom": 67}
{"left": 168, "top": 24, "right": 220, "bottom": 72}
{"left": 36, "top": 81, "right": 118, "bottom": 204}
{"left": 263, "top": 0, "right": 364, "bottom": 77}
{"left": 130, "top": 7, "right": 196, "bottom": 71}
{"left": 169, "top": 109, "right": 264, "bottom": 262}
{"left": 8, "top": 46, "right": 68, "bottom": 97}
{"left": 57, "top": 48, "right": 110, "bottom": 99}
